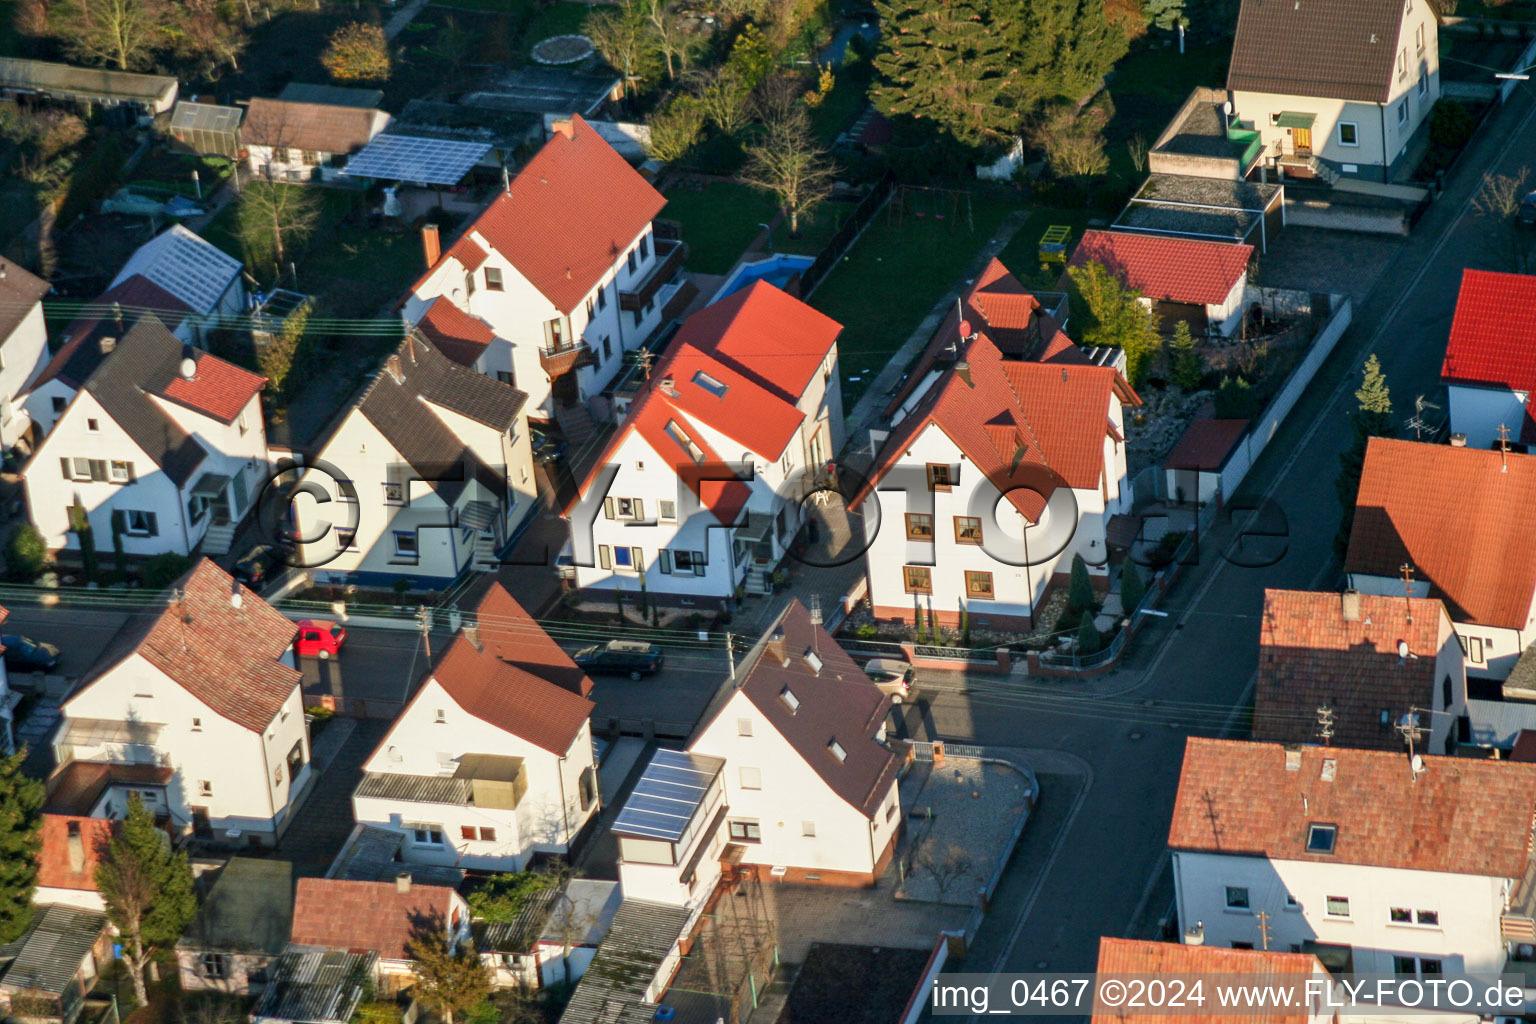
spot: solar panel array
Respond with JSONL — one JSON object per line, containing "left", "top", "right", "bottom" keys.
{"left": 340, "top": 133, "right": 492, "bottom": 185}
{"left": 611, "top": 748, "right": 723, "bottom": 842}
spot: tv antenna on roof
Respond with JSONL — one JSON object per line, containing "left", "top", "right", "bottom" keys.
{"left": 1404, "top": 393, "right": 1440, "bottom": 441}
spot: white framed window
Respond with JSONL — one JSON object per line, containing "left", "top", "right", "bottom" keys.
{"left": 86, "top": 418, "right": 99, "bottom": 432}
{"left": 412, "top": 825, "right": 445, "bottom": 846}
{"left": 801, "top": 821, "right": 816, "bottom": 837}
{"left": 109, "top": 460, "right": 132, "bottom": 482}
{"left": 336, "top": 528, "right": 356, "bottom": 551}
{"left": 191, "top": 717, "right": 202, "bottom": 731}
{"left": 659, "top": 500, "right": 676, "bottom": 521}
{"left": 1397, "top": 99, "right": 1409, "bottom": 125}
{"left": 1460, "top": 634, "right": 1485, "bottom": 664}
{"left": 739, "top": 766, "right": 762, "bottom": 790}
{"left": 1418, "top": 73, "right": 1427, "bottom": 96}
{"left": 197, "top": 780, "right": 213, "bottom": 797}
{"left": 122, "top": 510, "right": 158, "bottom": 537}
{"left": 393, "top": 530, "right": 418, "bottom": 556}
{"left": 1398, "top": 47, "right": 1407, "bottom": 78}
{"left": 1338, "top": 121, "right": 1359, "bottom": 147}
{"left": 238, "top": 411, "right": 248, "bottom": 435}
{"left": 1415, "top": 23, "right": 1425, "bottom": 53}
{"left": 736, "top": 718, "right": 753, "bottom": 736}
{"left": 383, "top": 481, "right": 406, "bottom": 505}
{"left": 1325, "top": 895, "right": 1351, "bottom": 917}
{"left": 434, "top": 708, "right": 447, "bottom": 723}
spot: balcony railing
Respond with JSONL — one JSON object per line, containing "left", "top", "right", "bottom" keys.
{"left": 621, "top": 238, "right": 686, "bottom": 312}
{"left": 539, "top": 338, "right": 593, "bottom": 377}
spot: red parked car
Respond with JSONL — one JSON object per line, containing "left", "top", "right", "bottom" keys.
{"left": 295, "top": 620, "right": 346, "bottom": 660}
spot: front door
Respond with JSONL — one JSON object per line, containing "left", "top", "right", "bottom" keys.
{"left": 1293, "top": 127, "right": 1312, "bottom": 154}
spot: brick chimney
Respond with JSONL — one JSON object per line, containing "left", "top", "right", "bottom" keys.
{"left": 421, "top": 223, "right": 441, "bottom": 269}
{"left": 395, "top": 870, "right": 412, "bottom": 894}
{"left": 552, "top": 118, "right": 575, "bottom": 140}
{"left": 765, "top": 628, "right": 787, "bottom": 665}
{"left": 1341, "top": 589, "right": 1361, "bottom": 622}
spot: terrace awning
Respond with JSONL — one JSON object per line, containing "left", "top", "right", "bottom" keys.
{"left": 1275, "top": 111, "right": 1316, "bottom": 129}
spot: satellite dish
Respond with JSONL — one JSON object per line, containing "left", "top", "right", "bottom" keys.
{"left": 959, "top": 319, "right": 973, "bottom": 339}
{"left": 179, "top": 357, "right": 196, "bottom": 379}
{"left": 1222, "top": 101, "right": 1233, "bottom": 115}
{"left": 1397, "top": 640, "right": 1409, "bottom": 658}
{"left": 1411, "top": 754, "right": 1426, "bottom": 774}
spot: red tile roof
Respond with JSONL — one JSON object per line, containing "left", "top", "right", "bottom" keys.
{"left": 725, "top": 601, "right": 900, "bottom": 817}
{"left": 426, "top": 631, "right": 594, "bottom": 754}
{"left": 471, "top": 581, "right": 593, "bottom": 697}
{"left": 569, "top": 282, "right": 841, "bottom": 523}
{"left": 444, "top": 115, "right": 664, "bottom": 314}
{"left": 450, "top": 236, "right": 487, "bottom": 273}
{"left": 416, "top": 297, "right": 496, "bottom": 368}
{"left": 1168, "top": 737, "right": 1536, "bottom": 877}
{"left": 1255, "top": 589, "right": 1452, "bottom": 750}
{"left": 70, "top": 559, "right": 300, "bottom": 732}
{"left": 34, "top": 276, "right": 191, "bottom": 395}
{"left": 1345, "top": 437, "right": 1536, "bottom": 629}
{"left": 1070, "top": 230, "right": 1253, "bottom": 306}
{"left": 290, "top": 878, "right": 458, "bottom": 960}
{"left": 1441, "top": 269, "right": 1536, "bottom": 443}
{"left": 1094, "top": 939, "right": 1320, "bottom": 1024}
{"left": 856, "top": 330, "right": 1136, "bottom": 520}
{"left": 242, "top": 98, "right": 389, "bottom": 155}
{"left": 157, "top": 350, "right": 266, "bottom": 423}
{"left": 1164, "top": 418, "right": 1249, "bottom": 471}
{"left": 36, "top": 815, "right": 113, "bottom": 892}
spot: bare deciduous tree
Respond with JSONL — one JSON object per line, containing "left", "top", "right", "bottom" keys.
{"left": 691, "top": 64, "right": 753, "bottom": 135}
{"left": 1473, "top": 166, "right": 1534, "bottom": 272}
{"left": 916, "top": 842, "right": 975, "bottom": 904}
{"left": 585, "top": 0, "right": 663, "bottom": 94}
{"left": 642, "top": 0, "right": 697, "bottom": 79}
{"left": 740, "top": 107, "right": 835, "bottom": 237}
{"left": 1127, "top": 132, "right": 1149, "bottom": 172}
{"left": 53, "top": 0, "right": 170, "bottom": 70}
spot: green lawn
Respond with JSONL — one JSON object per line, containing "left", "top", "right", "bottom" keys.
{"left": 808, "top": 190, "right": 1025, "bottom": 407}
{"left": 662, "top": 179, "right": 850, "bottom": 274}
{"left": 1099, "top": 41, "right": 1232, "bottom": 196}
{"left": 994, "top": 207, "right": 1096, "bottom": 292}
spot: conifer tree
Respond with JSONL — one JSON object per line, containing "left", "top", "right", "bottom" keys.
{"left": 0, "top": 749, "right": 43, "bottom": 944}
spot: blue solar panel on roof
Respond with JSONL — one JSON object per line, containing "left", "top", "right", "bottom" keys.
{"left": 339, "top": 134, "right": 492, "bottom": 186}
{"left": 611, "top": 749, "right": 722, "bottom": 842}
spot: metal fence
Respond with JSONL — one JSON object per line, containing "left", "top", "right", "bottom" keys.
{"left": 795, "top": 172, "right": 896, "bottom": 299}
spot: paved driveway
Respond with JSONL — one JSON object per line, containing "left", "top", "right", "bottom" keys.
{"left": 276, "top": 718, "right": 389, "bottom": 878}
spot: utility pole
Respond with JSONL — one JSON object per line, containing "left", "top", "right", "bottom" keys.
{"left": 1396, "top": 711, "right": 1425, "bottom": 778}
{"left": 1399, "top": 563, "right": 1415, "bottom": 624}
{"left": 636, "top": 349, "right": 655, "bottom": 382}
{"left": 726, "top": 631, "right": 735, "bottom": 682}
{"left": 1498, "top": 423, "right": 1512, "bottom": 473}
{"left": 416, "top": 605, "right": 432, "bottom": 660}
{"left": 1316, "top": 703, "right": 1335, "bottom": 745}
{"left": 1256, "top": 910, "right": 1272, "bottom": 951}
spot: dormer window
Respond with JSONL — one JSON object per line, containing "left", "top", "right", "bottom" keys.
{"left": 780, "top": 687, "right": 800, "bottom": 712}
{"left": 827, "top": 739, "right": 846, "bottom": 762}
{"left": 1306, "top": 823, "right": 1337, "bottom": 854}
{"left": 693, "top": 371, "right": 728, "bottom": 398}
{"left": 665, "top": 420, "right": 705, "bottom": 464}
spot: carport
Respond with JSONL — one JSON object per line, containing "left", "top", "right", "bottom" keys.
{"left": 1114, "top": 173, "right": 1285, "bottom": 252}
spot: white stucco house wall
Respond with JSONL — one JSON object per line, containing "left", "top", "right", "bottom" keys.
{"left": 1344, "top": 437, "right": 1536, "bottom": 681}
{"left": 1441, "top": 268, "right": 1536, "bottom": 451}
{"left": 565, "top": 281, "right": 844, "bottom": 607}
{"left": 855, "top": 259, "right": 1139, "bottom": 632}
{"left": 0, "top": 260, "right": 53, "bottom": 448}
{"left": 294, "top": 332, "right": 536, "bottom": 588}
{"left": 352, "top": 582, "right": 599, "bottom": 871}
{"left": 402, "top": 115, "right": 681, "bottom": 423}
{"left": 1226, "top": 0, "right": 1440, "bottom": 181}
{"left": 1168, "top": 738, "right": 1536, "bottom": 977}
{"left": 21, "top": 315, "right": 269, "bottom": 558}
{"left": 50, "top": 559, "right": 310, "bottom": 845}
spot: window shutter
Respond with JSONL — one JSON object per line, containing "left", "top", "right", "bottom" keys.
{"left": 634, "top": 498, "right": 644, "bottom": 521}
{"left": 110, "top": 510, "right": 124, "bottom": 534}
{"left": 604, "top": 497, "right": 615, "bottom": 520}
{"left": 634, "top": 549, "right": 645, "bottom": 573}
{"left": 598, "top": 544, "right": 611, "bottom": 570}
{"left": 90, "top": 460, "right": 107, "bottom": 482}
{"left": 658, "top": 550, "right": 672, "bottom": 574}
{"left": 125, "top": 462, "right": 135, "bottom": 483}
{"left": 693, "top": 552, "right": 707, "bottom": 576}
{"left": 145, "top": 512, "right": 158, "bottom": 537}
{"left": 60, "top": 457, "right": 72, "bottom": 480}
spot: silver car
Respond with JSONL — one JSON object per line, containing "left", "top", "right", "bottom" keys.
{"left": 863, "top": 658, "right": 914, "bottom": 703}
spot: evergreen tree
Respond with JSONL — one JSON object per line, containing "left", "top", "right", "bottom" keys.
{"left": 96, "top": 794, "right": 196, "bottom": 1006}
{"left": 1068, "top": 553, "right": 1095, "bottom": 613}
{"left": 1143, "top": 0, "right": 1186, "bottom": 31}
{"left": 69, "top": 501, "right": 97, "bottom": 582}
{"left": 1066, "top": 260, "right": 1162, "bottom": 385}
{"left": 872, "top": 0, "right": 1021, "bottom": 148}
{"left": 1076, "top": 613, "right": 1100, "bottom": 655}
{"left": 0, "top": 749, "right": 43, "bottom": 943}
{"left": 1336, "top": 354, "right": 1395, "bottom": 558}
{"left": 1003, "top": 0, "right": 1128, "bottom": 112}
{"left": 409, "top": 932, "right": 492, "bottom": 1024}
{"left": 1169, "top": 320, "right": 1203, "bottom": 391}
{"left": 1120, "top": 562, "right": 1146, "bottom": 615}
